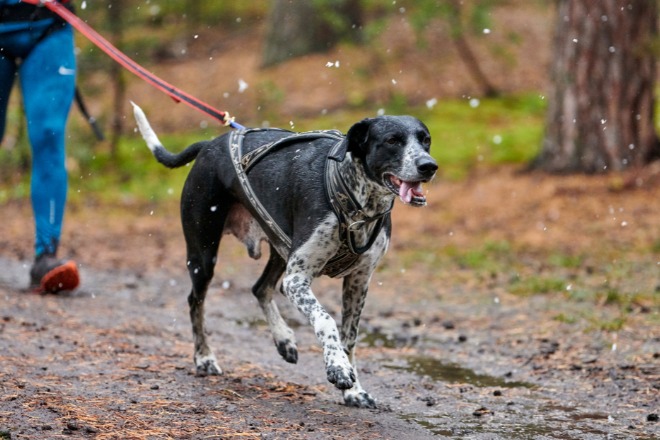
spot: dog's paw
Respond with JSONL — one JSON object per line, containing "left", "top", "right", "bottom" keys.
{"left": 276, "top": 339, "right": 298, "bottom": 364}
{"left": 195, "top": 354, "right": 222, "bottom": 376}
{"left": 343, "top": 389, "right": 377, "bottom": 409}
{"left": 326, "top": 364, "right": 356, "bottom": 390}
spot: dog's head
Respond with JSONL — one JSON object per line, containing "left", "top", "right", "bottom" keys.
{"left": 333, "top": 116, "right": 438, "bottom": 207}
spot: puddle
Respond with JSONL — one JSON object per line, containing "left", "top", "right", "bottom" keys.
{"left": 385, "top": 355, "right": 535, "bottom": 389}
{"left": 234, "top": 317, "right": 268, "bottom": 329}
{"left": 360, "top": 329, "right": 419, "bottom": 348}
{"left": 401, "top": 414, "right": 561, "bottom": 438}
{"left": 360, "top": 330, "right": 400, "bottom": 349}
{"left": 402, "top": 406, "right": 612, "bottom": 439}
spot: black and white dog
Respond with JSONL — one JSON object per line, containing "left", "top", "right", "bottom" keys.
{"left": 132, "top": 103, "right": 437, "bottom": 408}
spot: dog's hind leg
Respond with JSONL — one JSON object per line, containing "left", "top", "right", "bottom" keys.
{"left": 182, "top": 181, "right": 228, "bottom": 376}
{"left": 252, "top": 246, "right": 298, "bottom": 364}
{"left": 339, "top": 271, "right": 377, "bottom": 408}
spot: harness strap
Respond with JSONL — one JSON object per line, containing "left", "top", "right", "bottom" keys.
{"left": 228, "top": 129, "right": 392, "bottom": 278}
{"left": 241, "top": 129, "right": 342, "bottom": 172}
{"left": 229, "top": 130, "right": 292, "bottom": 255}
{"left": 325, "top": 157, "right": 392, "bottom": 255}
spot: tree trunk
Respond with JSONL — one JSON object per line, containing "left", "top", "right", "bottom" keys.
{"left": 261, "top": 0, "right": 362, "bottom": 68}
{"left": 107, "top": 0, "right": 125, "bottom": 157}
{"left": 448, "top": 0, "right": 499, "bottom": 98}
{"left": 533, "top": 0, "right": 660, "bottom": 173}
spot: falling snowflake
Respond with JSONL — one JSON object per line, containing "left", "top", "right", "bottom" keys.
{"left": 238, "top": 79, "right": 249, "bottom": 93}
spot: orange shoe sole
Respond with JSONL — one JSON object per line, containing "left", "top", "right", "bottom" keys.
{"left": 40, "top": 261, "right": 80, "bottom": 293}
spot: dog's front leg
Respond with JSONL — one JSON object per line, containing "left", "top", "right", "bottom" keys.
{"left": 283, "top": 269, "right": 355, "bottom": 389}
{"left": 339, "top": 271, "right": 377, "bottom": 408}
{"left": 281, "top": 220, "right": 356, "bottom": 390}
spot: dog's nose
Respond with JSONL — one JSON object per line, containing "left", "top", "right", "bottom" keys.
{"left": 416, "top": 156, "right": 438, "bottom": 177}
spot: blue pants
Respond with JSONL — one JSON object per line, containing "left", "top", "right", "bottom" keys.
{"left": 0, "top": 22, "right": 76, "bottom": 257}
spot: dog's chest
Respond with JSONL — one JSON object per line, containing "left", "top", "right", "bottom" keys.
{"left": 227, "top": 129, "right": 390, "bottom": 277}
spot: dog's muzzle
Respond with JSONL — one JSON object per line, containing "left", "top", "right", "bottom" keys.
{"left": 384, "top": 157, "right": 438, "bottom": 207}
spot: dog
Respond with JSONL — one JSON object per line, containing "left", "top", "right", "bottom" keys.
{"left": 132, "top": 103, "right": 437, "bottom": 408}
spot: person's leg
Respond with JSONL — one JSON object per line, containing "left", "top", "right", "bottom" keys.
{"left": 20, "top": 24, "right": 79, "bottom": 292}
{"left": 0, "top": 50, "right": 17, "bottom": 143}
{"left": 20, "top": 24, "right": 76, "bottom": 258}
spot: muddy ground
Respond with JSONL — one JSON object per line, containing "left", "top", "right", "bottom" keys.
{"left": 1, "top": 2, "right": 659, "bottom": 437}
{"left": 1, "top": 166, "right": 658, "bottom": 439}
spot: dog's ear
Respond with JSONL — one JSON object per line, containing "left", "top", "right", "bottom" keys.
{"left": 329, "top": 118, "right": 373, "bottom": 161}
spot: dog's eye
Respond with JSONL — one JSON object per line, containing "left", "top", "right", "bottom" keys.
{"left": 385, "top": 137, "right": 397, "bottom": 145}
{"left": 423, "top": 136, "right": 431, "bottom": 147}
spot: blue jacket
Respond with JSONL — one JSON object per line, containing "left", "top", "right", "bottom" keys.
{"left": 0, "top": 0, "right": 71, "bottom": 34}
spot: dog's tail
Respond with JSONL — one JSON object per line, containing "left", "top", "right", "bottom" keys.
{"left": 131, "top": 101, "right": 204, "bottom": 168}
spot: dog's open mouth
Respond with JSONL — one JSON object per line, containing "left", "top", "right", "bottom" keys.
{"left": 385, "top": 174, "right": 428, "bottom": 206}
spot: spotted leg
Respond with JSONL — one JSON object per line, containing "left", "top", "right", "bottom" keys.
{"left": 340, "top": 270, "right": 377, "bottom": 408}
{"left": 252, "top": 245, "right": 298, "bottom": 363}
{"left": 282, "top": 224, "right": 356, "bottom": 390}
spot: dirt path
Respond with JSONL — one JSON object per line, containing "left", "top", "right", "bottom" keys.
{"left": 1, "top": 168, "right": 658, "bottom": 439}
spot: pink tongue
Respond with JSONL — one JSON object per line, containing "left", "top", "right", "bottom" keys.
{"left": 399, "top": 181, "right": 423, "bottom": 203}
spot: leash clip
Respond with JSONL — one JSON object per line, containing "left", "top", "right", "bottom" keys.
{"left": 223, "top": 112, "right": 235, "bottom": 127}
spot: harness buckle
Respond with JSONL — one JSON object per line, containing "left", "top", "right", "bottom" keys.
{"left": 347, "top": 219, "right": 366, "bottom": 230}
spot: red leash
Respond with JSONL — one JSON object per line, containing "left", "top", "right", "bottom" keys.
{"left": 22, "top": 0, "right": 245, "bottom": 129}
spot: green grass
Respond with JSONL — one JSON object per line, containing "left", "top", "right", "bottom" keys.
{"left": 420, "top": 93, "right": 546, "bottom": 179}
{"left": 508, "top": 275, "right": 567, "bottom": 296}
{"left": 442, "top": 240, "right": 514, "bottom": 271}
